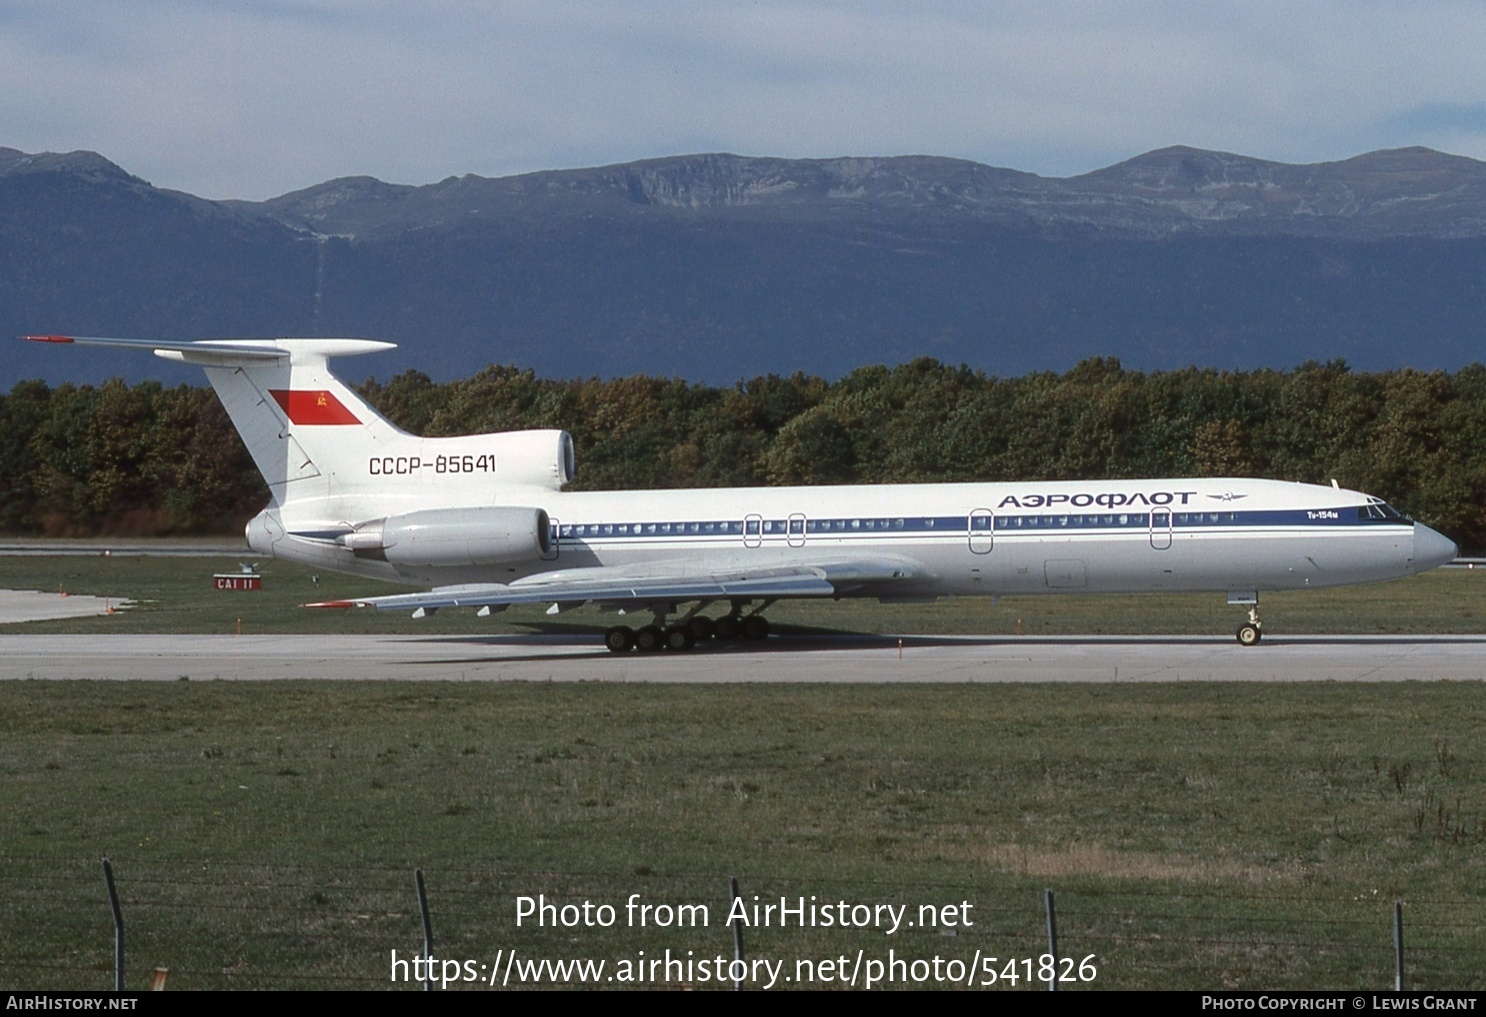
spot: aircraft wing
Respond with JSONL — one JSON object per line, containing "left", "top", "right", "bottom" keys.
{"left": 310, "top": 556, "right": 929, "bottom": 614}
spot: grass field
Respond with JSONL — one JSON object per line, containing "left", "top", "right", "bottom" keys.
{"left": 1, "top": 555, "right": 1483, "bottom": 990}
{"left": 2, "top": 682, "right": 1483, "bottom": 990}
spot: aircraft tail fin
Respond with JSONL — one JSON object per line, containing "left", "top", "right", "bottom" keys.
{"left": 24, "top": 335, "right": 573, "bottom": 532}
{"left": 22, "top": 335, "right": 405, "bottom": 506}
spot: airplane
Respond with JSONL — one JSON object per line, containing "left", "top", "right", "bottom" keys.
{"left": 26, "top": 334, "right": 1459, "bottom": 650}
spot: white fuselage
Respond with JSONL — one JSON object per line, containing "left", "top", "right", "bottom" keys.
{"left": 250, "top": 475, "right": 1451, "bottom": 599}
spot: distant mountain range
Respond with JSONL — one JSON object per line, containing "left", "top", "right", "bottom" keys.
{"left": 5, "top": 144, "right": 1486, "bottom": 386}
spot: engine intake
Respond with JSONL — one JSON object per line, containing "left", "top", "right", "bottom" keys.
{"left": 491, "top": 430, "right": 575, "bottom": 490}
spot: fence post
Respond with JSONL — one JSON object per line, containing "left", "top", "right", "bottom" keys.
{"left": 102, "top": 858, "right": 123, "bottom": 992}
{"left": 1044, "top": 888, "right": 1058, "bottom": 991}
{"left": 1393, "top": 901, "right": 1404, "bottom": 992}
{"left": 729, "top": 876, "right": 745, "bottom": 990}
{"left": 415, "top": 869, "right": 433, "bottom": 992}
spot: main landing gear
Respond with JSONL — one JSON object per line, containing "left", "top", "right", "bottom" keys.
{"left": 604, "top": 603, "right": 772, "bottom": 653}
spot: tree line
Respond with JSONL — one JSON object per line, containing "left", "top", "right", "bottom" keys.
{"left": 3, "top": 357, "right": 1482, "bottom": 551}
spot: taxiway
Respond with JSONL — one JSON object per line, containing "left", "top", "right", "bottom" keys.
{"left": 1, "top": 633, "right": 1483, "bottom": 682}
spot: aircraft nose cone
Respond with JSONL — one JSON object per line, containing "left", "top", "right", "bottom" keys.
{"left": 1413, "top": 523, "right": 1458, "bottom": 571}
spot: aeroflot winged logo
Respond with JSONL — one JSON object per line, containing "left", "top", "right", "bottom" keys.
{"left": 269, "top": 389, "right": 360, "bottom": 426}
{"left": 997, "top": 491, "right": 1198, "bottom": 509}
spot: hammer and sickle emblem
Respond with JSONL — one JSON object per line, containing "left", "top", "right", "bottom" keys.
{"left": 317, "top": 392, "right": 329, "bottom": 407}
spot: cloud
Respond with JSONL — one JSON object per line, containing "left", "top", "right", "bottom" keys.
{"left": 1394, "top": 103, "right": 1486, "bottom": 133}
{"left": 4, "top": 1, "right": 1486, "bottom": 198}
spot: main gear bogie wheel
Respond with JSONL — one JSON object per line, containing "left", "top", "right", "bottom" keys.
{"left": 634, "top": 625, "right": 665, "bottom": 652}
{"left": 664, "top": 625, "right": 696, "bottom": 651}
{"left": 740, "top": 615, "right": 771, "bottom": 641}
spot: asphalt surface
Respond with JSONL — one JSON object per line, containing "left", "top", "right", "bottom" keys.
{"left": 2, "top": 632, "right": 1484, "bottom": 682}
{"left": 0, "top": 589, "right": 132, "bottom": 623}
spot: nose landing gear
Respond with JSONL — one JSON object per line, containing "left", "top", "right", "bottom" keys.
{"left": 1236, "top": 606, "right": 1262, "bottom": 646}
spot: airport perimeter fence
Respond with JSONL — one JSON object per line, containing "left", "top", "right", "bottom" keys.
{"left": 1, "top": 854, "right": 1482, "bottom": 991}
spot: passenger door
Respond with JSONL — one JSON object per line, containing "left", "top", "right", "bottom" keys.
{"left": 1149, "top": 509, "right": 1172, "bottom": 550}
{"left": 968, "top": 509, "right": 994, "bottom": 554}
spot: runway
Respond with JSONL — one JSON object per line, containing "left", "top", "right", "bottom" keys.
{"left": 2, "top": 633, "right": 1485, "bottom": 682}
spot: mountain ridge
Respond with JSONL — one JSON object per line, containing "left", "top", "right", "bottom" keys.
{"left": 249, "top": 145, "right": 1486, "bottom": 239}
{"left": 23, "top": 143, "right": 1486, "bottom": 239}
{"left": 5, "top": 144, "right": 1486, "bottom": 386}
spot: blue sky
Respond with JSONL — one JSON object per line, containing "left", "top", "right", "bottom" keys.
{"left": 4, "top": 0, "right": 1486, "bottom": 200}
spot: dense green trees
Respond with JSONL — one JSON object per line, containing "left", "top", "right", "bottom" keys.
{"left": 1, "top": 379, "right": 264, "bottom": 536}
{"left": 5, "top": 358, "right": 1484, "bottom": 550}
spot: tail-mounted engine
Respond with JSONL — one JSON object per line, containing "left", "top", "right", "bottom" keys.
{"left": 490, "top": 430, "right": 575, "bottom": 490}
{"left": 341, "top": 506, "right": 551, "bottom": 568}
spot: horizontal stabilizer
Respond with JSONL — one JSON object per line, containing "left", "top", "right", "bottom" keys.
{"left": 20, "top": 334, "right": 394, "bottom": 366}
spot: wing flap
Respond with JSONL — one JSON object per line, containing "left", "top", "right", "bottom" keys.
{"left": 344, "top": 572, "right": 835, "bottom": 613}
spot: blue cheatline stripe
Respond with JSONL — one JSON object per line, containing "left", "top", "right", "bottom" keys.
{"left": 550, "top": 510, "right": 1411, "bottom": 542}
